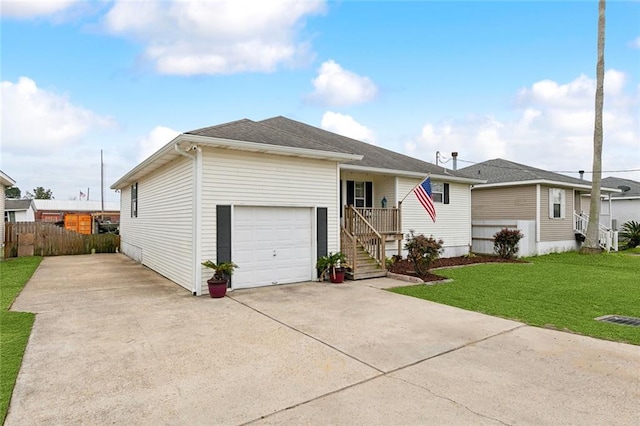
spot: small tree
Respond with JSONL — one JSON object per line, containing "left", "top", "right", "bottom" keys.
{"left": 5, "top": 186, "right": 21, "bottom": 199}
{"left": 493, "top": 228, "right": 524, "bottom": 259}
{"left": 619, "top": 220, "right": 640, "bottom": 250}
{"left": 405, "top": 230, "right": 443, "bottom": 277}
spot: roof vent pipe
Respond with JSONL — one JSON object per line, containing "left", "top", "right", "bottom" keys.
{"left": 451, "top": 152, "right": 458, "bottom": 170}
{"left": 579, "top": 170, "right": 584, "bottom": 180}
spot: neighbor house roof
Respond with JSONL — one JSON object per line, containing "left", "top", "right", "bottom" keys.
{"left": 112, "top": 116, "right": 482, "bottom": 189}
{"left": 260, "top": 116, "right": 478, "bottom": 182}
{"left": 458, "top": 158, "right": 619, "bottom": 192}
{"left": 601, "top": 177, "right": 640, "bottom": 199}
{"left": 5, "top": 199, "right": 35, "bottom": 211}
{"left": 32, "top": 200, "right": 120, "bottom": 212}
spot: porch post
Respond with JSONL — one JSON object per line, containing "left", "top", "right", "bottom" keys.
{"left": 397, "top": 200, "right": 403, "bottom": 256}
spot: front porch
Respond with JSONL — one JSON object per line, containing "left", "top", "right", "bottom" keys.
{"left": 341, "top": 206, "right": 404, "bottom": 280}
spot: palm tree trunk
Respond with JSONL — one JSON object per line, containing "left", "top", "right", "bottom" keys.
{"left": 582, "top": 0, "right": 606, "bottom": 253}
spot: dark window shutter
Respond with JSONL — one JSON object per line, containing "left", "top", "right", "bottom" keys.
{"left": 216, "top": 205, "right": 232, "bottom": 288}
{"left": 444, "top": 183, "right": 450, "bottom": 204}
{"left": 346, "top": 180, "right": 354, "bottom": 206}
{"left": 365, "top": 181, "right": 373, "bottom": 208}
{"left": 317, "top": 208, "right": 328, "bottom": 279}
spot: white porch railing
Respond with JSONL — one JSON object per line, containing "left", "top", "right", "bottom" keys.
{"left": 573, "top": 212, "right": 618, "bottom": 252}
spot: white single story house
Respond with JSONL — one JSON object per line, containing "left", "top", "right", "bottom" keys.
{"left": 111, "top": 117, "right": 483, "bottom": 295}
{"left": 4, "top": 199, "right": 36, "bottom": 222}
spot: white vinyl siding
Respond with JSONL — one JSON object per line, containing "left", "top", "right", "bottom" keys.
{"left": 200, "top": 148, "right": 339, "bottom": 290}
{"left": 118, "top": 156, "right": 194, "bottom": 291}
{"left": 397, "top": 177, "right": 471, "bottom": 251}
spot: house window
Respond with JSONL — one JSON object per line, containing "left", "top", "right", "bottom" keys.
{"left": 549, "top": 188, "right": 565, "bottom": 219}
{"left": 431, "top": 182, "right": 450, "bottom": 204}
{"left": 354, "top": 181, "right": 366, "bottom": 208}
{"left": 345, "top": 180, "right": 373, "bottom": 208}
{"left": 131, "top": 182, "right": 138, "bottom": 218}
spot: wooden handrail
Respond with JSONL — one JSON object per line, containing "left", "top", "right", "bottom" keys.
{"left": 344, "top": 206, "right": 386, "bottom": 269}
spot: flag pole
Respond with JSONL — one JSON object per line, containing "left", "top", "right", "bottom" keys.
{"left": 399, "top": 174, "right": 431, "bottom": 203}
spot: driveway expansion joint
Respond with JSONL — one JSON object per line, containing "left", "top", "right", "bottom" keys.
{"left": 388, "top": 375, "right": 512, "bottom": 426}
{"left": 227, "top": 294, "right": 385, "bottom": 374}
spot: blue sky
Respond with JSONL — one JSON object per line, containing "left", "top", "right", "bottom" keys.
{"left": 1, "top": 0, "right": 639, "bottom": 202}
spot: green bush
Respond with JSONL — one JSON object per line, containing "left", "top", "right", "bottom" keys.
{"left": 404, "top": 230, "right": 443, "bottom": 276}
{"left": 620, "top": 220, "right": 640, "bottom": 250}
{"left": 493, "top": 228, "right": 524, "bottom": 259}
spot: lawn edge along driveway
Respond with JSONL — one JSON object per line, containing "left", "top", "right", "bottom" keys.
{"left": 0, "top": 256, "right": 42, "bottom": 423}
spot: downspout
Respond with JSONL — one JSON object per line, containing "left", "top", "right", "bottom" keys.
{"left": 174, "top": 143, "right": 201, "bottom": 295}
{"left": 536, "top": 184, "right": 541, "bottom": 247}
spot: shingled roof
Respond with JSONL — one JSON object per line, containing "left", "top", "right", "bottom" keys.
{"left": 5, "top": 199, "right": 34, "bottom": 211}
{"left": 259, "top": 116, "right": 466, "bottom": 177}
{"left": 458, "top": 158, "right": 594, "bottom": 187}
{"left": 186, "top": 118, "right": 355, "bottom": 155}
{"left": 602, "top": 177, "right": 640, "bottom": 198}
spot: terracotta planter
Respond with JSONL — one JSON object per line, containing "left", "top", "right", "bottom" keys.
{"left": 329, "top": 268, "right": 345, "bottom": 283}
{"left": 207, "top": 278, "right": 228, "bottom": 298}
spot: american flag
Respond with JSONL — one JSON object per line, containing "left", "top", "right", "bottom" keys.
{"left": 413, "top": 177, "right": 436, "bottom": 223}
{"left": 79, "top": 191, "right": 86, "bottom": 199}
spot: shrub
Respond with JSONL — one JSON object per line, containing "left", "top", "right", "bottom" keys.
{"left": 493, "top": 228, "right": 524, "bottom": 259}
{"left": 404, "top": 230, "right": 443, "bottom": 276}
{"left": 620, "top": 220, "right": 640, "bottom": 249}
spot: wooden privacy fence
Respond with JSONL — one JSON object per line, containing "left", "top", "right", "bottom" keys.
{"left": 4, "top": 222, "right": 120, "bottom": 258}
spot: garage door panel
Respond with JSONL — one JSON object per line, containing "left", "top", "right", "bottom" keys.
{"left": 233, "top": 207, "right": 312, "bottom": 289}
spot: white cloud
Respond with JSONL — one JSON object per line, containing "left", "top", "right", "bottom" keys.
{"left": 102, "top": 0, "right": 326, "bottom": 75}
{"left": 321, "top": 111, "right": 375, "bottom": 144}
{"left": 0, "top": 0, "right": 79, "bottom": 18}
{"left": 408, "top": 70, "right": 640, "bottom": 181}
{"left": 137, "top": 126, "right": 181, "bottom": 162}
{"left": 1, "top": 76, "right": 115, "bottom": 153}
{"left": 308, "top": 60, "right": 377, "bottom": 106}
{"left": 629, "top": 36, "right": 640, "bottom": 49}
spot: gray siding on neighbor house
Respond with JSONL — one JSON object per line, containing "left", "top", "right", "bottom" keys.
{"left": 119, "top": 156, "right": 194, "bottom": 291}
{"left": 470, "top": 186, "right": 537, "bottom": 221}
{"left": 539, "top": 185, "right": 575, "bottom": 242}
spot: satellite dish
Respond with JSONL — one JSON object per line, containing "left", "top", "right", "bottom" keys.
{"left": 617, "top": 185, "right": 631, "bottom": 192}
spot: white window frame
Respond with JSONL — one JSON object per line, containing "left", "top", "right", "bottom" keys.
{"left": 131, "top": 182, "right": 138, "bottom": 218}
{"left": 354, "top": 181, "right": 366, "bottom": 208}
{"left": 548, "top": 188, "right": 565, "bottom": 219}
{"left": 431, "top": 182, "right": 444, "bottom": 203}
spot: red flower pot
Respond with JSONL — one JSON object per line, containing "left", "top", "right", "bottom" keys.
{"left": 329, "top": 268, "right": 345, "bottom": 283}
{"left": 207, "top": 278, "right": 228, "bottom": 298}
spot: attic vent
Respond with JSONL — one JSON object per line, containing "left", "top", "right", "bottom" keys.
{"left": 596, "top": 315, "right": 640, "bottom": 327}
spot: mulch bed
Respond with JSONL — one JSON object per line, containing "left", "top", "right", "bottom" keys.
{"left": 388, "top": 255, "right": 524, "bottom": 282}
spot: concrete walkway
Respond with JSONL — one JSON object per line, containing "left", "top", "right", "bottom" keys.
{"left": 7, "top": 254, "right": 640, "bottom": 425}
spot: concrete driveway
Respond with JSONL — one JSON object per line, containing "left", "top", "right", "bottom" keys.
{"left": 7, "top": 254, "right": 640, "bottom": 425}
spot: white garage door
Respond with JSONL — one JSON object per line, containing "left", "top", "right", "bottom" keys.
{"left": 233, "top": 207, "right": 312, "bottom": 289}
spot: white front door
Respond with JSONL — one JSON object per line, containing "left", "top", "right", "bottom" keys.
{"left": 233, "top": 206, "right": 312, "bottom": 289}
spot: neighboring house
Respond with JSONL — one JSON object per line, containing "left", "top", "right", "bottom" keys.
{"left": 599, "top": 177, "right": 640, "bottom": 229}
{"left": 32, "top": 200, "right": 120, "bottom": 224}
{"left": 1, "top": 170, "right": 16, "bottom": 257}
{"left": 458, "top": 158, "right": 620, "bottom": 256}
{"left": 4, "top": 199, "right": 36, "bottom": 222}
{"left": 111, "top": 116, "right": 483, "bottom": 295}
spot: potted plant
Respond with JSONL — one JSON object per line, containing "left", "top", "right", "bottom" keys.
{"left": 201, "top": 260, "right": 238, "bottom": 298}
{"left": 316, "top": 252, "right": 348, "bottom": 283}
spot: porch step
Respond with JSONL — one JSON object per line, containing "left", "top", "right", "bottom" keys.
{"left": 348, "top": 242, "right": 386, "bottom": 280}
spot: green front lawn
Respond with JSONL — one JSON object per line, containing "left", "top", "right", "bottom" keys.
{"left": 391, "top": 252, "right": 640, "bottom": 345}
{"left": 0, "top": 257, "right": 41, "bottom": 422}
